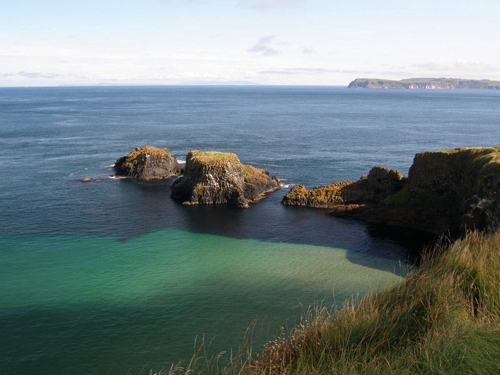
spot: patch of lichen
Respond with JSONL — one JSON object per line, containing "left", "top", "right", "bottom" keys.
{"left": 192, "top": 183, "right": 207, "bottom": 196}
{"left": 283, "top": 180, "right": 375, "bottom": 207}
{"left": 120, "top": 145, "right": 171, "bottom": 170}
{"left": 242, "top": 165, "right": 269, "bottom": 184}
{"left": 311, "top": 180, "right": 372, "bottom": 204}
{"left": 188, "top": 150, "right": 241, "bottom": 167}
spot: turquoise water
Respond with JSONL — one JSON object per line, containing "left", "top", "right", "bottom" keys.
{"left": 0, "top": 230, "right": 404, "bottom": 374}
{"left": 1, "top": 86, "right": 498, "bottom": 373}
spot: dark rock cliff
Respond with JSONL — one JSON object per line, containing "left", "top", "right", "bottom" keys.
{"left": 282, "top": 147, "right": 500, "bottom": 235}
{"left": 114, "top": 146, "right": 182, "bottom": 181}
{"left": 171, "top": 151, "right": 280, "bottom": 208}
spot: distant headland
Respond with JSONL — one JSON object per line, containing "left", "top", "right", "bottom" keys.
{"left": 348, "top": 78, "right": 500, "bottom": 90}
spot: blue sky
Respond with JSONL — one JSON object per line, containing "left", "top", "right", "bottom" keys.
{"left": 1, "top": 0, "right": 499, "bottom": 86}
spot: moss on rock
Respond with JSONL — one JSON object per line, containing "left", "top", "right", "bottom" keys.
{"left": 171, "top": 151, "right": 280, "bottom": 208}
{"left": 282, "top": 146, "right": 500, "bottom": 235}
{"left": 380, "top": 146, "right": 500, "bottom": 233}
{"left": 114, "top": 145, "right": 182, "bottom": 181}
{"left": 282, "top": 166, "right": 405, "bottom": 208}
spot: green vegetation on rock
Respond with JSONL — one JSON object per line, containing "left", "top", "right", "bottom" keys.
{"left": 114, "top": 145, "right": 182, "bottom": 181}
{"left": 188, "top": 150, "right": 241, "bottom": 166}
{"left": 171, "top": 150, "right": 280, "bottom": 208}
{"left": 382, "top": 146, "right": 500, "bottom": 234}
{"left": 283, "top": 146, "right": 500, "bottom": 235}
{"left": 282, "top": 166, "right": 405, "bottom": 208}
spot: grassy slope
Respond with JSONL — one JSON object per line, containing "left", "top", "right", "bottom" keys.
{"left": 164, "top": 231, "right": 500, "bottom": 374}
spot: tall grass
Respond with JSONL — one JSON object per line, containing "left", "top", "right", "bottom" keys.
{"left": 157, "top": 231, "right": 500, "bottom": 375}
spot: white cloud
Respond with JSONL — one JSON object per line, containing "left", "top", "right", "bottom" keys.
{"left": 247, "top": 0, "right": 303, "bottom": 9}
{"left": 247, "top": 35, "right": 279, "bottom": 56}
{"left": 411, "top": 60, "right": 500, "bottom": 74}
{"left": 301, "top": 47, "right": 316, "bottom": 54}
{"left": 0, "top": 71, "right": 60, "bottom": 79}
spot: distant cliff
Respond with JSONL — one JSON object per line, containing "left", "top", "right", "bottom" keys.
{"left": 348, "top": 78, "right": 500, "bottom": 90}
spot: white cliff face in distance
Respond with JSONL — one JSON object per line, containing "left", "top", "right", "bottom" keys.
{"left": 348, "top": 78, "right": 500, "bottom": 90}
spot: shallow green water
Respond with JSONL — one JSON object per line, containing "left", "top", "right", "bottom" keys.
{"left": 0, "top": 229, "right": 404, "bottom": 374}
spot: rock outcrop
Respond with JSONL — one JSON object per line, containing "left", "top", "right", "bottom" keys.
{"left": 282, "top": 147, "right": 500, "bottom": 235}
{"left": 114, "top": 146, "right": 182, "bottom": 181}
{"left": 282, "top": 166, "right": 405, "bottom": 208}
{"left": 171, "top": 151, "right": 280, "bottom": 208}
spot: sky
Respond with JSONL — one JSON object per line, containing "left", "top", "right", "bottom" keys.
{"left": 1, "top": 0, "right": 499, "bottom": 86}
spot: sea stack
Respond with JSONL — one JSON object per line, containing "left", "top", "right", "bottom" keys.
{"left": 114, "top": 145, "right": 182, "bottom": 181}
{"left": 171, "top": 150, "right": 280, "bottom": 208}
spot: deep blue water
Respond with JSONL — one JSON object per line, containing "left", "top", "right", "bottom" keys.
{"left": 0, "top": 86, "right": 498, "bottom": 374}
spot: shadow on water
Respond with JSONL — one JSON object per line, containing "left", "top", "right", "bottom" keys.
{"left": 85, "top": 178, "right": 436, "bottom": 273}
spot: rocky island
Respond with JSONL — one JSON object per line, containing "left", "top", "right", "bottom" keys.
{"left": 114, "top": 145, "right": 182, "bottom": 181}
{"left": 171, "top": 150, "right": 280, "bottom": 208}
{"left": 348, "top": 78, "right": 500, "bottom": 90}
{"left": 283, "top": 146, "right": 500, "bottom": 235}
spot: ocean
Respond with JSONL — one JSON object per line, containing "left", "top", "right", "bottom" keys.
{"left": 0, "top": 86, "right": 498, "bottom": 374}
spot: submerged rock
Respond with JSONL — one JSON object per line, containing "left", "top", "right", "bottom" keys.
{"left": 114, "top": 146, "right": 182, "bottom": 181}
{"left": 282, "top": 146, "right": 500, "bottom": 235}
{"left": 171, "top": 150, "right": 280, "bottom": 208}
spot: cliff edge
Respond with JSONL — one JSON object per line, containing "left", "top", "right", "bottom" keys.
{"left": 283, "top": 146, "right": 500, "bottom": 235}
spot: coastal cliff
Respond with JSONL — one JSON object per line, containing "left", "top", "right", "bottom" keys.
{"left": 171, "top": 151, "right": 280, "bottom": 208}
{"left": 114, "top": 146, "right": 182, "bottom": 181}
{"left": 348, "top": 78, "right": 500, "bottom": 90}
{"left": 283, "top": 146, "right": 500, "bottom": 235}
{"left": 282, "top": 166, "right": 405, "bottom": 209}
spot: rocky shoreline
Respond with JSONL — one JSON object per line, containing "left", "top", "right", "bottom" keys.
{"left": 283, "top": 146, "right": 500, "bottom": 236}
{"left": 113, "top": 145, "right": 499, "bottom": 235}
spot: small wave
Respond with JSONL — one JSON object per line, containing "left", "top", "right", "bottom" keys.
{"left": 261, "top": 163, "right": 284, "bottom": 168}
{"left": 69, "top": 168, "right": 85, "bottom": 177}
{"left": 107, "top": 164, "right": 115, "bottom": 168}
{"left": 108, "top": 175, "right": 127, "bottom": 180}
{"left": 280, "top": 183, "right": 295, "bottom": 189}
{"left": 177, "top": 159, "right": 186, "bottom": 164}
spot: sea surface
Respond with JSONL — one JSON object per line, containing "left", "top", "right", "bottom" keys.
{"left": 0, "top": 86, "right": 499, "bottom": 374}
